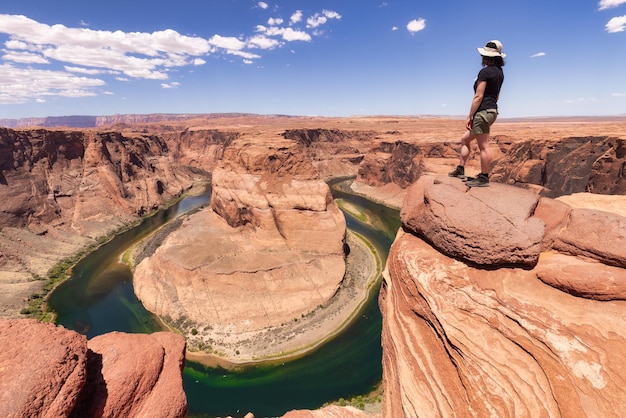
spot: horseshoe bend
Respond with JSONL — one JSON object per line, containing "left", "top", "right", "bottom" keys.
{"left": 1, "top": 114, "right": 626, "bottom": 417}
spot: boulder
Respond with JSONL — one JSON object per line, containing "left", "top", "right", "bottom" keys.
{"left": 0, "top": 319, "right": 87, "bottom": 418}
{"left": 72, "top": 332, "right": 187, "bottom": 418}
{"left": 0, "top": 319, "right": 187, "bottom": 418}
{"left": 400, "top": 175, "right": 545, "bottom": 267}
{"left": 552, "top": 208, "right": 626, "bottom": 268}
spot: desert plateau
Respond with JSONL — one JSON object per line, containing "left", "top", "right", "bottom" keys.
{"left": 1, "top": 114, "right": 626, "bottom": 418}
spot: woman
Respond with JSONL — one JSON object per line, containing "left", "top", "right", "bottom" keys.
{"left": 448, "top": 40, "right": 506, "bottom": 187}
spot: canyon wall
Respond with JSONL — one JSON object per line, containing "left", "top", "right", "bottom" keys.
{"left": 0, "top": 127, "right": 199, "bottom": 318}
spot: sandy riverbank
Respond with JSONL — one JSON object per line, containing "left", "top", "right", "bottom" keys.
{"left": 183, "top": 229, "right": 382, "bottom": 368}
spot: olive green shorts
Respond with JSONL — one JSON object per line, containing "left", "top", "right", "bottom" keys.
{"left": 471, "top": 109, "right": 498, "bottom": 134}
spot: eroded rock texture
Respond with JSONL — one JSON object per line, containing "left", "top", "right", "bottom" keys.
{"left": 381, "top": 175, "right": 626, "bottom": 417}
{"left": 490, "top": 136, "right": 626, "bottom": 196}
{"left": 133, "top": 136, "right": 347, "bottom": 359}
{"left": 0, "top": 319, "right": 187, "bottom": 418}
{"left": 0, "top": 128, "right": 196, "bottom": 233}
{"left": 282, "top": 405, "right": 374, "bottom": 417}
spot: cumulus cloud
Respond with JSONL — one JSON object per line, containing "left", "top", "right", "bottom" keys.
{"left": 290, "top": 10, "right": 303, "bottom": 25}
{"left": 531, "top": 52, "right": 546, "bottom": 58}
{"left": 0, "top": 63, "right": 104, "bottom": 104}
{"left": 605, "top": 14, "right": 626, "bottom": 32}
{"left": 0, "top": 8, "right": 341, "bottom": 104}
{"left": 598, "top": 0, "right": 626, "bottom": 10}
{"left": 268, "top": 17, "right": 284, "bottom": 26}
{"left": 307, "top": 10, "right": 342, "bottom": 28}
{"left": 407, "top": 18, "right": 426, "bottom": 34}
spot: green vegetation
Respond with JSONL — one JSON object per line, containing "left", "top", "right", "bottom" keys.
{"left": 335, "top": 198, "right": 368, "bottom": 222}
{"left": 326, "top": 382, "right": 383, "bottom": 411}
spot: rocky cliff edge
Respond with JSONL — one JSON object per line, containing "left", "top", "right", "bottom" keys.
{"left": 380, "top": 174, "right": 626, "bottom": 417}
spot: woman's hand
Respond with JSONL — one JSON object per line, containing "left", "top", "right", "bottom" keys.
{"left": 466, "top": 116, "right": 473, "bottom": 131}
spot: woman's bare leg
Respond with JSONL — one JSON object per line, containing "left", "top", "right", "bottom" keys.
{"left": 459, "top": 130, "right": 474, "bottom": 167}
{"left": 475, "top": 133, "right": 491, "bottom": 174}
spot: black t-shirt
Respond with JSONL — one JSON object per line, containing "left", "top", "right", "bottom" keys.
{"left": 474, "top": 65, "right": 504, "bottom": 112}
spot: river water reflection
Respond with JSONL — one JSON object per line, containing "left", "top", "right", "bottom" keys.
{"left": 49, "top": 180, "right": 400, "bottom": 418}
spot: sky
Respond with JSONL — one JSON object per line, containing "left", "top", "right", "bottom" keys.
{"left": 0, "top": 0, "right": 625, "bottom": 119}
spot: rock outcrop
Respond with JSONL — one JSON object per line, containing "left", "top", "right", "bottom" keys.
{"left": 283, "top": 128, "right": 376, "bottom": 179}
{"left": 0, "top": 319, "right": 187, "bottom": 418}
{"left": 282, "top": 405, "right": 374, "bottom": 417}
{"left": 490, "top": 136, "right": 626, "bottom": 196}
{"left": 380, "top": 175, "right": 626, "bottom": 417}
{"left": 133, "top": 135, "right": 347, "bottom": 360}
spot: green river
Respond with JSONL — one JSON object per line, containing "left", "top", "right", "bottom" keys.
{"left": 48, "top": 180, "right": 400, "bottom": 417}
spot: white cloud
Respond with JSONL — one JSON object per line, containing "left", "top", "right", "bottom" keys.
{"left": 0, "top": 14, "right": 213, "bottom": 81}
{"left": 598, "top": 0, "right": 626, "bottom": 10}
{"left": 64, "top": 66, "right": 109, "bottom": 74}
{"left": 606, "top": 14, "right": 626, "bottom": 32}
{"left": 323, "top": 10, "right": 342, "bottom": 20}
{"left": 0, "top": 8, "right": 341, "bottom": 104}
{"left": 407, "top": 18, "right": 426, "bottom": 34}
{"left": 268, "top": 17, "right": 284, "bottom": 26}
{"left": 531, "top": 52, "right": 546, "bottom": 58}
{"left": 307, "top": 10, "right": 342, "bottom": 28}
{"left": 265, "top": 26, "right": 312, "bottom": 42}
{"left": 208, "top": 34, "right": 245, "bottom": 51}
{"left": 612, "top": 92, "right": 626, "bottom": 96}
{"left": 2, "top": 51, "right": 49, "bottom": 64}
{"left": 247, "top": 35, "right": 282, "bottom": 49}
{"left": 391, "top": 26, "right": 399, "bottom": 31}
{"left": 161, "top": 82, "right": 180, "bottom": 89}
{"left": 290, "top": 10, "right": 303, "bottom": 25}
{"left": 0, "top": 63, "right": 104, "bottom": 104}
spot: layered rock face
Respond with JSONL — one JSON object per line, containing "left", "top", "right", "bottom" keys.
{"left": 162, "top": 128, "right": 239, "bottom": 172}
{"left": 0, "top": 127, "right": 198, "bottom": 317}
{"left": 380, "top": 175, "right": 626, "bottom": 417}
{"left": 0, "top": 128, "right": 195, "bottom": 233}
{"left": 283, "top": 128, "right": 376, "bottom": 179}
{"left": 0, "top": 319, "right": 187, "bottom": 418}
{"left": 489, "top": 136, "right": 625, "bottom": 196}
{"left": 133, "top": 136, "right": 347, "bottom": 359}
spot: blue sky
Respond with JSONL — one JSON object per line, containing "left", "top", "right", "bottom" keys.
{"left": 0, "top": 0, "right": 625, "bottom": 119}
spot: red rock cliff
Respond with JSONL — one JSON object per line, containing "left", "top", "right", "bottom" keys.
{"left": 380, "top": 175, "right": 626, "bottom": 417}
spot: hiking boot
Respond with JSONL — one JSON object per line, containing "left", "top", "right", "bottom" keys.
{"left": 465, "top": 173, "right": 489, "bottom": 187}
{"left": 448, "top": 165, "right": 465, "bottom": 179}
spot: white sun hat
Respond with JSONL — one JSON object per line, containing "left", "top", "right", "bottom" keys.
{"left": 477, "top": 40, "right": 506, "bottom": 57}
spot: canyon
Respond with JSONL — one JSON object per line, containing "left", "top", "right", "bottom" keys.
{"left": 1, "top": 114, "right": 625, "bottom": 417}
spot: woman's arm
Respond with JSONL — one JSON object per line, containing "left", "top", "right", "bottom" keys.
{"left": 466, "top": 80, "right": 486, "bottom": 130}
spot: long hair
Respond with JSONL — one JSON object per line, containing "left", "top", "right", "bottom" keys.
{"left": 482, "top": 56, "right": 505, "bottom": 67}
